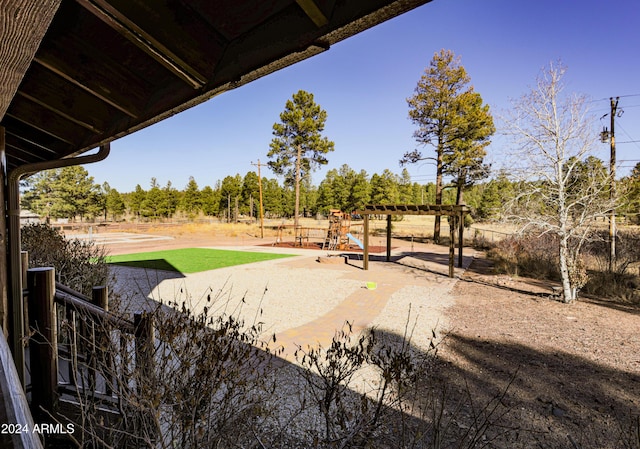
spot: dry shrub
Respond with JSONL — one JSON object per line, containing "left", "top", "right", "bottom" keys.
{"left": 487, "top": 228, "right": 640, "bottom": 302}
{"left": 487, "top": 233, "right": 559, "bottom": 280}
{"left": 581, "top": 270, "right": 640, "bottom": 303}
{"left": 582, "top": 229, "right": 640, "bottom": 274}
{"left": 62, "top": 292, "right": 518, "bottom": 449}
{"left": 21, "top": 223, "right": 110, "bottom": 295}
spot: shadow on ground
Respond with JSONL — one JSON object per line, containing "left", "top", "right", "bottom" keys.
{"left": 432, "top": 332, "right": 640, "bottom": 449}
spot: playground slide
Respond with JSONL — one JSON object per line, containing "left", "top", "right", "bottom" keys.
{"left": 346, "top": 232, "right": 364, "bottom": 250}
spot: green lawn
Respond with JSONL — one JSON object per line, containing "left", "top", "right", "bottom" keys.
{"left": 106, "top": 248, "right": 295, "bottom": 273}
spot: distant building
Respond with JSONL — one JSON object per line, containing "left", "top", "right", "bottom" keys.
{"left": 20, "top": 210, "right": 40, "bottom": 225}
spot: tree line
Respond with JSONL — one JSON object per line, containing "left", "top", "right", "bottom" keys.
{"left": 20, "top": 159, "right": 640, "bottom": 224}
{"left": 19, "top": 165, "right": 453, "bottom": 222}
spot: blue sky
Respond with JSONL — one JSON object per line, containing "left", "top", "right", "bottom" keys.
{"left": 86, "top": 0, "right": 640, "bottom": 192}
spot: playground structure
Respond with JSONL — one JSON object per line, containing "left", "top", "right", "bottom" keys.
{"left": 323, "top": 210, "right": 351, "bottom": 250}
{"left": 275, "top": 210, "right": 361, "bottom": 251}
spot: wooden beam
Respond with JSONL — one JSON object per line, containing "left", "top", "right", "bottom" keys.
{"left": 7, "top": 97, "right": 96, "bottom": 144}
{"left": 449, "top": 219, "right": 455, "bottom": 278}
{"left": 33, "top": 21, "right": 155, "bottom": 120}
{"left": 0, "top": 0, "right": 61, "bottom": 120}
{"left": 27, "top": 267, "right": 58, "bottom": 422}
{"left": 15, "top": 64, "right": 122, "bottom": 134}
{"left": 458, "top": 212, "right": 464, "bottom": 268}
{"left": 76, "top": 0, "right": 207, "bottom": 88}
{"left": 386, "top": 214, "right": 392, "bottom": 262}
{"left": 296, "top": 0, "right": 329, "bottom": 27}
{"left": 363, "top": 215, "right": 369, "bottom": 270}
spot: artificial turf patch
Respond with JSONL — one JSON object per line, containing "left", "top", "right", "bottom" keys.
{"left": 106, "top": 248, "right": 295, "bottom": 273}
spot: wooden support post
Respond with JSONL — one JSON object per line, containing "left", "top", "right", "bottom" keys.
{"left": 91, "top": 286, "right": 109, "bottom": 394}
{"left": 21, "top": 251, "right": 29, "bottom": 340}
{"left": 21, "top": 251, "right": 28, "bottom": 288}
{"left": 448, "top": 219, "right": 455, "bottom": 278}
{"left": 91, "top": 285, "right": 108, "bottom": 311}
{"left": 458, "top": 212, "right": 464, "bottom": 268}
{"left": 134, "top": 312, "right": 154, "bottom": 390}
{"left": 386, "top": 214, "right": 392, "bottom": 262}
{"left": 27, "top": 267, "right": 58, "bottom": 421}
{"left": 363, "top": 215, "right": 369, "bottom": 270}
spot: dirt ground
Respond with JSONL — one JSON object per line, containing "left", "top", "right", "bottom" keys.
{"left": 438, "top": 253, "right": 640, "bottom": 448}
{"left": 92, "top": 223, "right": 640, "bottom": 448}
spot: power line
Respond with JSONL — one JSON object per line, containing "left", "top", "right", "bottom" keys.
{"left": 591, "top": 93, "right": 640, "bottom": 103}
{"left": 616, "top": 121, "right": 640, "bottom": 152}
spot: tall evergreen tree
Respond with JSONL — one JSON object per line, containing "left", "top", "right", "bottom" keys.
{"left": 141, "top": 178, "right": 163, "bottom": 218}
{"left": 241, "top": 171, "right": 260, "bottom": 217}
{"left": 201, "top": 185, "right": 220, "bottom": 217}
{"left": 181, "top": 176, "right": 202, "bottom": 215}
{"left": 262, "top": 178, "right": 285, "bottom": 217}
{"left": 403, "top": 49, "right": 494, "bottom": 241}
{"left": 127, "top": 184, "right": 146, "bottom": 219}
{"left": 268, "top": 90, "right": 335, "bottom": 228}
{"left": 219, "top": 175, "right": 242, "bottom": 222}
{"left": 22, "top": 166, "right": 102, "bottom": 221}
{"left": 103, "top": 183, "right": 125, "bottom": 221}
{"left": 160, "top": 181, "right": 179, "bottom": 218}
{"left": 370, "top": 170, "right": 400, "bottom": 205}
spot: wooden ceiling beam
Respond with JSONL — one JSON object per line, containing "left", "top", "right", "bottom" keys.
{"left": 5, "top": 127, "right": 63, "bottom": 159}
{"left": 33, "top": 34, "right": 147, "bottom": 120}
{"left": 5, "top": 141, "right": 48, "bottom": 167}
{"left": 5, "top": 99, "right": 91, "bottom": 147}
{"left": 76, "top": 0, "right": 207, "bottom": 89}
{"left": 0, "top": 0, "right": 61, "bottom": 120}
{"left": 295, "top": 0, "right": 329, "bottom": 27}
{"left": 17, "top": 65, "right": 119, "bottom": 134}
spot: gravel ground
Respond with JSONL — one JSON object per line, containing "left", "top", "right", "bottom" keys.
{"left": 111, "top": 255, "right": 364, "bottom": 336}
{"left": 110, "top": 243, "right": 472, "bottom": 352}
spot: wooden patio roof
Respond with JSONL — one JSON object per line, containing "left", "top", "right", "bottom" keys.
{"left": 0, "top": 0, "right": 432, "bottom": 173}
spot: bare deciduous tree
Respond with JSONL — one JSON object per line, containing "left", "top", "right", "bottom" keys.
{"left": 502, "top": 62, "right": 614, "bottom": 302}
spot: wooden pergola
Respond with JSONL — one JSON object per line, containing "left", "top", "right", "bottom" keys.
{"left": 357, "top": 204, "right": 471, "bottom": 277}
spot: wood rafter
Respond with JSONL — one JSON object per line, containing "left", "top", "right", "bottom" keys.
{"left": 33, "top": 57, "right": 139, "bottom": 119}
{"left": 16, "top": 92, "right": 102, "bottom": 134}
{"left": 76, "top": 0, "right": 207, "bottom": 89}
{"left": 295, "top": 0, "right": 329, "bottom": 27}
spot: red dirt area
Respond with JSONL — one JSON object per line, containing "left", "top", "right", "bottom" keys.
{"left": 434, "top": 252, "right": 640, "bottom": 448}
{"left": 267, "top": 241, "right": 389, "bottom": 253}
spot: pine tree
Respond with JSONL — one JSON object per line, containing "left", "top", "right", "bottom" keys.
{"left": 403, "top": 49, "right": 494, "bottom": 242}
{"left": 268, "top": 90, "right": 334, "bottom": 228}
{"left": 104, "top": 183, "right": 125, "bottom": 221}
{"left": 21, "top": 166, "right": 102, "bottom": 221}
{"left": 181, "top": 177, "right": 202, "bottom": 215}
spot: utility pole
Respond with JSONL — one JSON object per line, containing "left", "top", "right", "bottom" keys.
{"left": 607, "top": 97, "right": 619, "bottom": 272}
{"left": 251, "top": 160, "right": 266, "bottom": 238}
